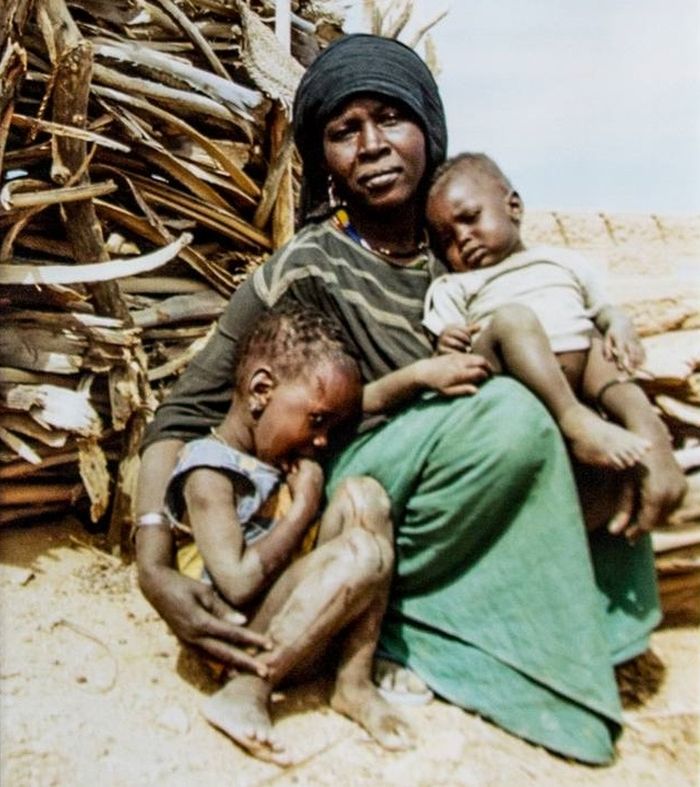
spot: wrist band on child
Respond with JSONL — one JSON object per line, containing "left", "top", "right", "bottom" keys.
{"left": 131, "top": 511, "right": 172, "bottom": 542}
{"left": 136, "top": 511, "right": 171, "bottom": 528}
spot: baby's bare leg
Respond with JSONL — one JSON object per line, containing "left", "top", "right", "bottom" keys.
{"left": 474, "top": 304, "right": 650, "bottom": 469}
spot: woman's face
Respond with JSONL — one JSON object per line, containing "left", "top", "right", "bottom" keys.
{"left": 322, "top": 96, "right": 427, "bottom": 214}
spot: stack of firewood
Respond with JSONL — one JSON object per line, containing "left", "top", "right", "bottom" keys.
{"left": 0, "top": 0, "right": 347, "bottom": 542}
{"left": 0, "top": 0, "right": 445, "bottom": 543}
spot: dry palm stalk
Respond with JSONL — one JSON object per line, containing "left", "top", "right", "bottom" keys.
{"left": 94, "top": 200, "right": 238, "bottom": 294}
{"left": 153, "top": 0, "right": 232, "bottom": 81}
{"left": 91, "top": 85, "right": 260, "bottom": 198}
{"left": 1, "top": 179, "right": 117, "bottom": 209}
{"left": 0, "top": 232, "right": 192, "bottom": 285}
{"left": 0, "top": 0, "right": 33, "bottom": 170}
{"left": 0, "top": 504, "right": 67, "bottom": 526}
{"left": 2, "top": 481, "right": 85, "bottom": 506}
{"left": 0, "top": 425, "right": 43, "bottom": 464}
{"left": 0, "top": 413, "right": 68, "bottom": 447}
{"left": 91, "top": 39, "right": 261, "bottom": 124}
{"left": 11, "top": 113, "right": 130, "bottom": 152}
{"left": 0, "top": 382, "right": 102, "bottom": 437}
{"left": 131, "top": 290, "right": 226, "bottom": 329}
{"left": 147, "top": 324, "right": 216, "bottom": 382}
{"left": 237, "top": 1, "right": 303, "bottom": 245}
{"left": 35, "top": 0, "right": 131, "bottom": 323}
{"left": 90, "top": 63, "right": 240, "bottom": 128}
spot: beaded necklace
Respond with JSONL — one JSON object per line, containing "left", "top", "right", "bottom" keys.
{"left": 332, "top": 208, "right": 429, "bottom": 260}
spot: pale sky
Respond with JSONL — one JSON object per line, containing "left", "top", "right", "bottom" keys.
{"left": 343, "top": 1, "right": 700, "bottom": 214}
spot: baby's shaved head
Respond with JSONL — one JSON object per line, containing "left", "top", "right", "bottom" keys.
{"left": 430, "top": 152, "right": 514, "bottom": 196}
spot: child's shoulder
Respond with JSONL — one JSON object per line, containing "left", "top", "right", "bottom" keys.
{"left": 176, "top": 437, "right": 279, "bottom": 484}
{"left": 514, "top": 245, "right": 590, "bottom": 266}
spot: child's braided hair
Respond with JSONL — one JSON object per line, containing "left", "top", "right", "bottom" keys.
{"left": 233, "top": 302, "right": 359, "bottom": 390}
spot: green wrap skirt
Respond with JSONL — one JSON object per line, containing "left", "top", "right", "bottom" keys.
{"left": 326, "top": 376, "right": 660, "bottom": 764}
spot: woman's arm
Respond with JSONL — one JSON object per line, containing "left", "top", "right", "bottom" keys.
{"left": 185, "top": 460, "right": 324, "bottom": 607}
{"left": 583, "top": 337, "right": 687, "bottom": 540}
{"left": 363, "top": 353, "right": 493, "bottom": 414}
{"left": 594, "top": 305, "right": 645, "bottom": 373}
{"left": 135, "top": 441, "right": 273, "bottom": 672}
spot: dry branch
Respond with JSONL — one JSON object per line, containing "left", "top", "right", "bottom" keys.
{"left": 0, "top": 232, "right": 192, "bottom": 284}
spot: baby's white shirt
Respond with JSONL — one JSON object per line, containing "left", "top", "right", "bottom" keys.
{"left": 423, "top": 245, "right": 610, "bottom": 353}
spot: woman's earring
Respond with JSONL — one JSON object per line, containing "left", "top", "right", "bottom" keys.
{"left": 327, "top": 175, "right": 344, "bottom": 208}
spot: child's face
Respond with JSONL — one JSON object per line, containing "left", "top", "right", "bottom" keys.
{"left": 253, "top": 359, "right": 362, "bottom": 470}
{"left": 426, "top": 169, "right": 523, "bottom": 272}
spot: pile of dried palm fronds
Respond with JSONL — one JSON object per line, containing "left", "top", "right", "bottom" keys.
{"left": 524, "top": 209, "right": 700, "bottom": 622}
{"left": 0, "top": 0, "right": 349, "bottom": 544}
{"left": 0, "top": 0, "right": 446, "bottom": 547}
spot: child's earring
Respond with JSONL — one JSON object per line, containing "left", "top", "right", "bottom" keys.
{"left": 249, "top": 399, "right": 264, "bottom": 419}
{"left": 327, "top": 175, "right": 344, "bottom": 209}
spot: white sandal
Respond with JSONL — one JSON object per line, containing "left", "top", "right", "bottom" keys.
{"left": 373, "top": 657, "right": 434, "bottom": 706}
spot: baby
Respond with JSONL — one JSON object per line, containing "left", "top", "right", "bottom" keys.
{"left": 161, "top": 304, "right": 412, "bottom": 764}
{"left": 421, "top": 152, "right": 651, "bottom": 470}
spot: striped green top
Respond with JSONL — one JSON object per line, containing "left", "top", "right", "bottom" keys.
{"left": 142, "top": 219, "right": 445, "bottom": 449}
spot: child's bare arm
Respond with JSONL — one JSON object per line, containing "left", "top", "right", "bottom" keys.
{"left": 185, "top": 461, "right": 323, "bottom": 607}
{"left": 363, "top": 354, "right": 493, "bottom": 414}
{"left": 595, "top": 305, "right": 645, "bottom": 373}
{"left": 436, "top": 323, "right": 480, "bottom": 355}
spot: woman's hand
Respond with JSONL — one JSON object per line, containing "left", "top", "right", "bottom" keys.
{"left": 415, "top": 353, "right": 493, "bottom": 397}
{"left": 602, "top": 315, "right": 645, "bottom": 373}
{"left": 607, "top": 448, "right": 687, "bottom": 543}
{"left": 140, "top": 565, "right": 273, "bottom": 674}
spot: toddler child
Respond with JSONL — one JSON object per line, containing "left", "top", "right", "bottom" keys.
{"left": 161, "top": 304, "right": 412, "bottom": 764}
{"left": 420, "top": 152, "right": 651, "bottom": 470}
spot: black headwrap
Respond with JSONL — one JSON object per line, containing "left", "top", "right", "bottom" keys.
{"left": 292, "top": 33, "right": 448, "bottom": 221}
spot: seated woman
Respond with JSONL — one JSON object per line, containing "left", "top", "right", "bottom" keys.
{"left": 135, "top": 33, "right": 686, "bottom": 765}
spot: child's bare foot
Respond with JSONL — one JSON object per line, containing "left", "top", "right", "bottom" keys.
{"left": 559, "top": 404, "right": 651, "bottom": 469}
{"left": 201, "top": 674, "right": 291, "bottom": 766}
{"left": 331, "top": 680, "right": 414, "bottom": 751}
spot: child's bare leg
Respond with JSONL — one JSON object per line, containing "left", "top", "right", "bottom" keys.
{"left": 474, "top": 304, "right": 650, "bottom": 469}
{"left": 325, "top": 478, "right": 413, "bottom": 750}
{"left": 581, "top": 337, "right": 687, "bottom": 538}
{"left": 204, "top": 477, "right": 410, "bottom": 761}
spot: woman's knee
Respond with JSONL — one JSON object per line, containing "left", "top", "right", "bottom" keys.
{"left": 461, "top": 378, "right": 565, "bottom": 474}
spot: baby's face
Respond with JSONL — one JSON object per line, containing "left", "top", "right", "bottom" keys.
{"left": 427, "top": 170, "right": 522, "bottom": 272}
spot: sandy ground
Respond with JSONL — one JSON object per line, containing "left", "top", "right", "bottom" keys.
{"left": 0, "top": 517, "right": 698, "bottom": 787}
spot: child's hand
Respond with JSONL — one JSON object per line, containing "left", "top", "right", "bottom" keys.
{"left": 416, "top": 353, "right": 493, "bottom": 397}
{"left": 603, "top": 317, "right": 645, "bottom": 373}
{"left": 436, "top": 323, "right": 481, "bottom": 355}
{"left": 287, "top": 458, "right": 324, "bottom": 513}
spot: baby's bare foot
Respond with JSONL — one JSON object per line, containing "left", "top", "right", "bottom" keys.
{"left": 560, "top": 404, "right": 650, "bottom": 469}
{"left": 201, "top": 675, "right": 290, "bottom": 766}
{"left": 331, "top": 681, "right": 414, "bottom": 751}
